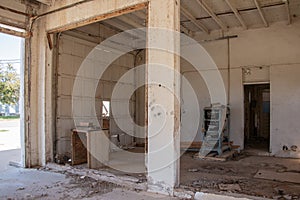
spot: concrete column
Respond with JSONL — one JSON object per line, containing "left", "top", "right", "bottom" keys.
{"left": 147, "top": 0, "right": 180, "bottom": 195}
{"left": 24, "top": 18, "right": 47, "bottom": 167}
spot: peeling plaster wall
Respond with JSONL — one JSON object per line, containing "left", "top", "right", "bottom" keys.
{"left": 182, "top": 21, "right": 300, "bottom": 158}
{"left": 56, "top": 23, "right": 135, "bottom": 158}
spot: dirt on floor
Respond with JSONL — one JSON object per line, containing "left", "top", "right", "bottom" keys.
{"left": 0, "top": 166, "right": 178, "bottom": 200}
{"left": 180, "top": 152, "right": 300, "bottom": 199}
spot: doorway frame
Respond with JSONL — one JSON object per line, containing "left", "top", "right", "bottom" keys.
{"left": 243, "top": 82, "right": 271, "bottom": 153}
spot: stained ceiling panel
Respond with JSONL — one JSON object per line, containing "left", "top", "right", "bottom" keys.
{"left": 240, "top": 9, "right": 266, "bottom": 28}
{"left": 200, "top": 18, "right": 220, "bottom": 31}
{"left": 264, "top": 4, "right": 287, "bottom": 23}
{"left": 219, "top": 14, "right": 242, "bottom": 28}
{"left": 202, "top": 0, "right": 232, "bottom": 14}
{"left": 182, "top": 21, "right": 203, "bottom": 32}
{"left": 229, "top": 0, "right": 256, "bottom": 10}
{"left": 182, "top": 0, "right": 210, "bottom": 18}
{"left": 258, "top": 0, "right": 285, "bottom": 6}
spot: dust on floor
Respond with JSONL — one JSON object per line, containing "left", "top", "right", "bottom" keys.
{"left": 180, "top": 152, "right": 300, "bottom": 199}
{"left": 0, "top": 166, "right": 177, "bottom": 200}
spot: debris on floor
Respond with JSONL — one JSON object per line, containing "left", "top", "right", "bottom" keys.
{"left": 218, "top": 183, "right": 242, "bottom": 192}
{"left": 254, "top": 170, "right": 300, "bottom": 184}
{"left": 181, "top": 152, "right": 300, "bottom": 199}
{"left": 193, "top": 149, "right": 239, "bottom": 162}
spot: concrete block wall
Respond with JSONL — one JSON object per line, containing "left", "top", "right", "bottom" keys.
{"left": 56, "top": 23, "right": 136, "bottom": 158}
{"left": 181, "top": 21, "right": 300, "bottom": 158}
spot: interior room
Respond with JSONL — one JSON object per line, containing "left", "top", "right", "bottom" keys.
{"left": 54, "top": 10, "right": 147, "bottom": 176}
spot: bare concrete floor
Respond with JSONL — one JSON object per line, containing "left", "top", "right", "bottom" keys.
{"left": 180, "top": 152, "right": 300, "bottom": 199}
{"left": 0, "top": 150, "right": 177, "bottom": 199}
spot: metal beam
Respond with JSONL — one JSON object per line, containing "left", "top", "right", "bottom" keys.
{"left": 224, "top": 0, "right": 247, "bottom": 29}
{"left": 195, "top": 0, "right": 228, "bottom": 31}
{"left": 253, "top": 0, "right": 268, "bottom": 27}
{"left": 181, "top": 6, "right": 209, "bottom": 34}
{"left": 284, "top": 0, "right": 291, "bottom": 24}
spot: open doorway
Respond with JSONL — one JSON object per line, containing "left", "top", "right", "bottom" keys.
{"left": 53, "top": 8, "right": 147, "bottom": 177}
{"left": 0, "top": 32, "right": 24, "bottom": 169}
{"left": 244, "top": 84, "right": 270, "bottom": 152}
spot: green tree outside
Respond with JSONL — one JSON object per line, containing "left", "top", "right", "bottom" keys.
{"left": 0, "top": 63, "right": 20, "bottom": 106}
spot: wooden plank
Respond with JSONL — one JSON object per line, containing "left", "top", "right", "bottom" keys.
{"left": 181, "top": 141, "right": 202, "bottom": 149}
{"left": 0, "top": 27, "right": 31, "bottom": 38}
{"left": 224, "top": 0, "right": 247, "bottom": 29}
{"left": 71, "top": 131, "right": 87, "bottom": 165}
{"left": 285, "top": 0, "right": 291, "bottom": 25}
{"left": 180, "top": 6, "right": 209, "bottom": 34}
{"left": 253, "top": 0, "right": 269, "bottom": 27}
{"left": 47, "top": 2, "right": 148, "bottom": 34}
{"left": 195, "top": 0, "right": 228, "bottom": 31}
{"left": 0, "top": 15, "right": 26, "bottom": 29}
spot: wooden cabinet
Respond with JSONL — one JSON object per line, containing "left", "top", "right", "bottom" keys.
{"left": 71, "top": 129, "right": 109, "bottom": 169}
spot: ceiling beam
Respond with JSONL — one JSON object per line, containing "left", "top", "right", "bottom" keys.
{"left": 103, "top": 20, "right": 131, "bottom": 31}
{"left": 0, "top": 26, "right": 31, "bottom": 38}
{"left": 180, "top": 24, "right": 194, "bottom": 37}
{"left": 284, "top": 0, "right": 291, "bottom": 24}
{"left": 224, "top": 0, "right": 247, "bottom": 29}
{"left": 181, "top": 6, "right": 209, "bottom": 34}
{"left": 0, "top": 15, "right": 26, "bottom": 29}
{"left": 34, "top": 0, "right": 53, "bottom": 6}
{"left": 253, "top": 0, "right": 269, "bottom": 27}
{"left": 195, "top": 0, "right": 228, "bottom": 31}
{"left": 132, "top": 11, "right": 146, "bottom": 20}
{"left": 118, "top": 15, "right": 143, "bottom": 28}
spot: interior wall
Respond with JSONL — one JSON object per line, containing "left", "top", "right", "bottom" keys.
{"left": 56, "top": 23, "right": 136, "bottom": 158}
{"left": 181, "top": 21, "right": 300, "bottom": 158}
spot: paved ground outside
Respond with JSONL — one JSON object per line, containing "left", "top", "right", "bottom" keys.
{"left": 0, "top": 119, "right": 21, "bottom": 151}
{"left": 0, "top": 119, "right": 21, "bottom": 166}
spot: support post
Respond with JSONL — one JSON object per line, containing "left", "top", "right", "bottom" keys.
{"left": 24, "top": 18, "right": 47, "bottom": 167}
{"left": 147, "top": 0, "right": 180, "bottom": 195}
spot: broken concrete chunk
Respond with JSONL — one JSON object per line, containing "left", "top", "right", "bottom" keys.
{"left": 188, "top": 168, "right": 199, "bottom": 172}
{"left": 218, "top": 183, "right": 241, "bottom": 192}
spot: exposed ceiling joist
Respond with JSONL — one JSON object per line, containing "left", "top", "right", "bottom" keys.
{"left": 34, "top": 0, "right": 53, "bottom": 6}
{"left": 118, "top": 15, "right": 143, "bottom": 28}
{"left": 131, "top": 11, "right": 146, "bottom": 21}
{"left": 181, "top": 6, "right": 209, "bottom": 34}
{"left": 195, "top": 0, "right": 228, "bottom": 31}
{"left": 103, "top": 20, "right": 131, "bottom": 31}
{"left": 224, "top": 0, "right": 247, "bottom": 30}
{"left": 180, "top": 24, "right": 193, "bottom": 37}
{"left": 0, "top": 26, "right": 31, "bottom": 38}
{"left": 284, "top": 0, "right": 291, "bottom": 25}
{"left": 0, "top": 15, "right": 26, "bottom": 29}
{"left": 253, "top": 0, "right": 269, "bottom": 27}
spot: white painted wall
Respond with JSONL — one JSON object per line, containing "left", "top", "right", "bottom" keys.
{"left": 182, "top": 21, "right": 300, "bottom": 158}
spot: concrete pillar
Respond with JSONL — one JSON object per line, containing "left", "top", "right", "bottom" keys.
{"left": 24, "top": 18, "right": 47, "bottom": 167}
{"left": 147, "top": 0, "right": 180, "bottom": 195}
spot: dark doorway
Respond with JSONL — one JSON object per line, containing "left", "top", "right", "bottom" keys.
{"left": 244, "top": 84, "right": 270, "bottom": 151}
